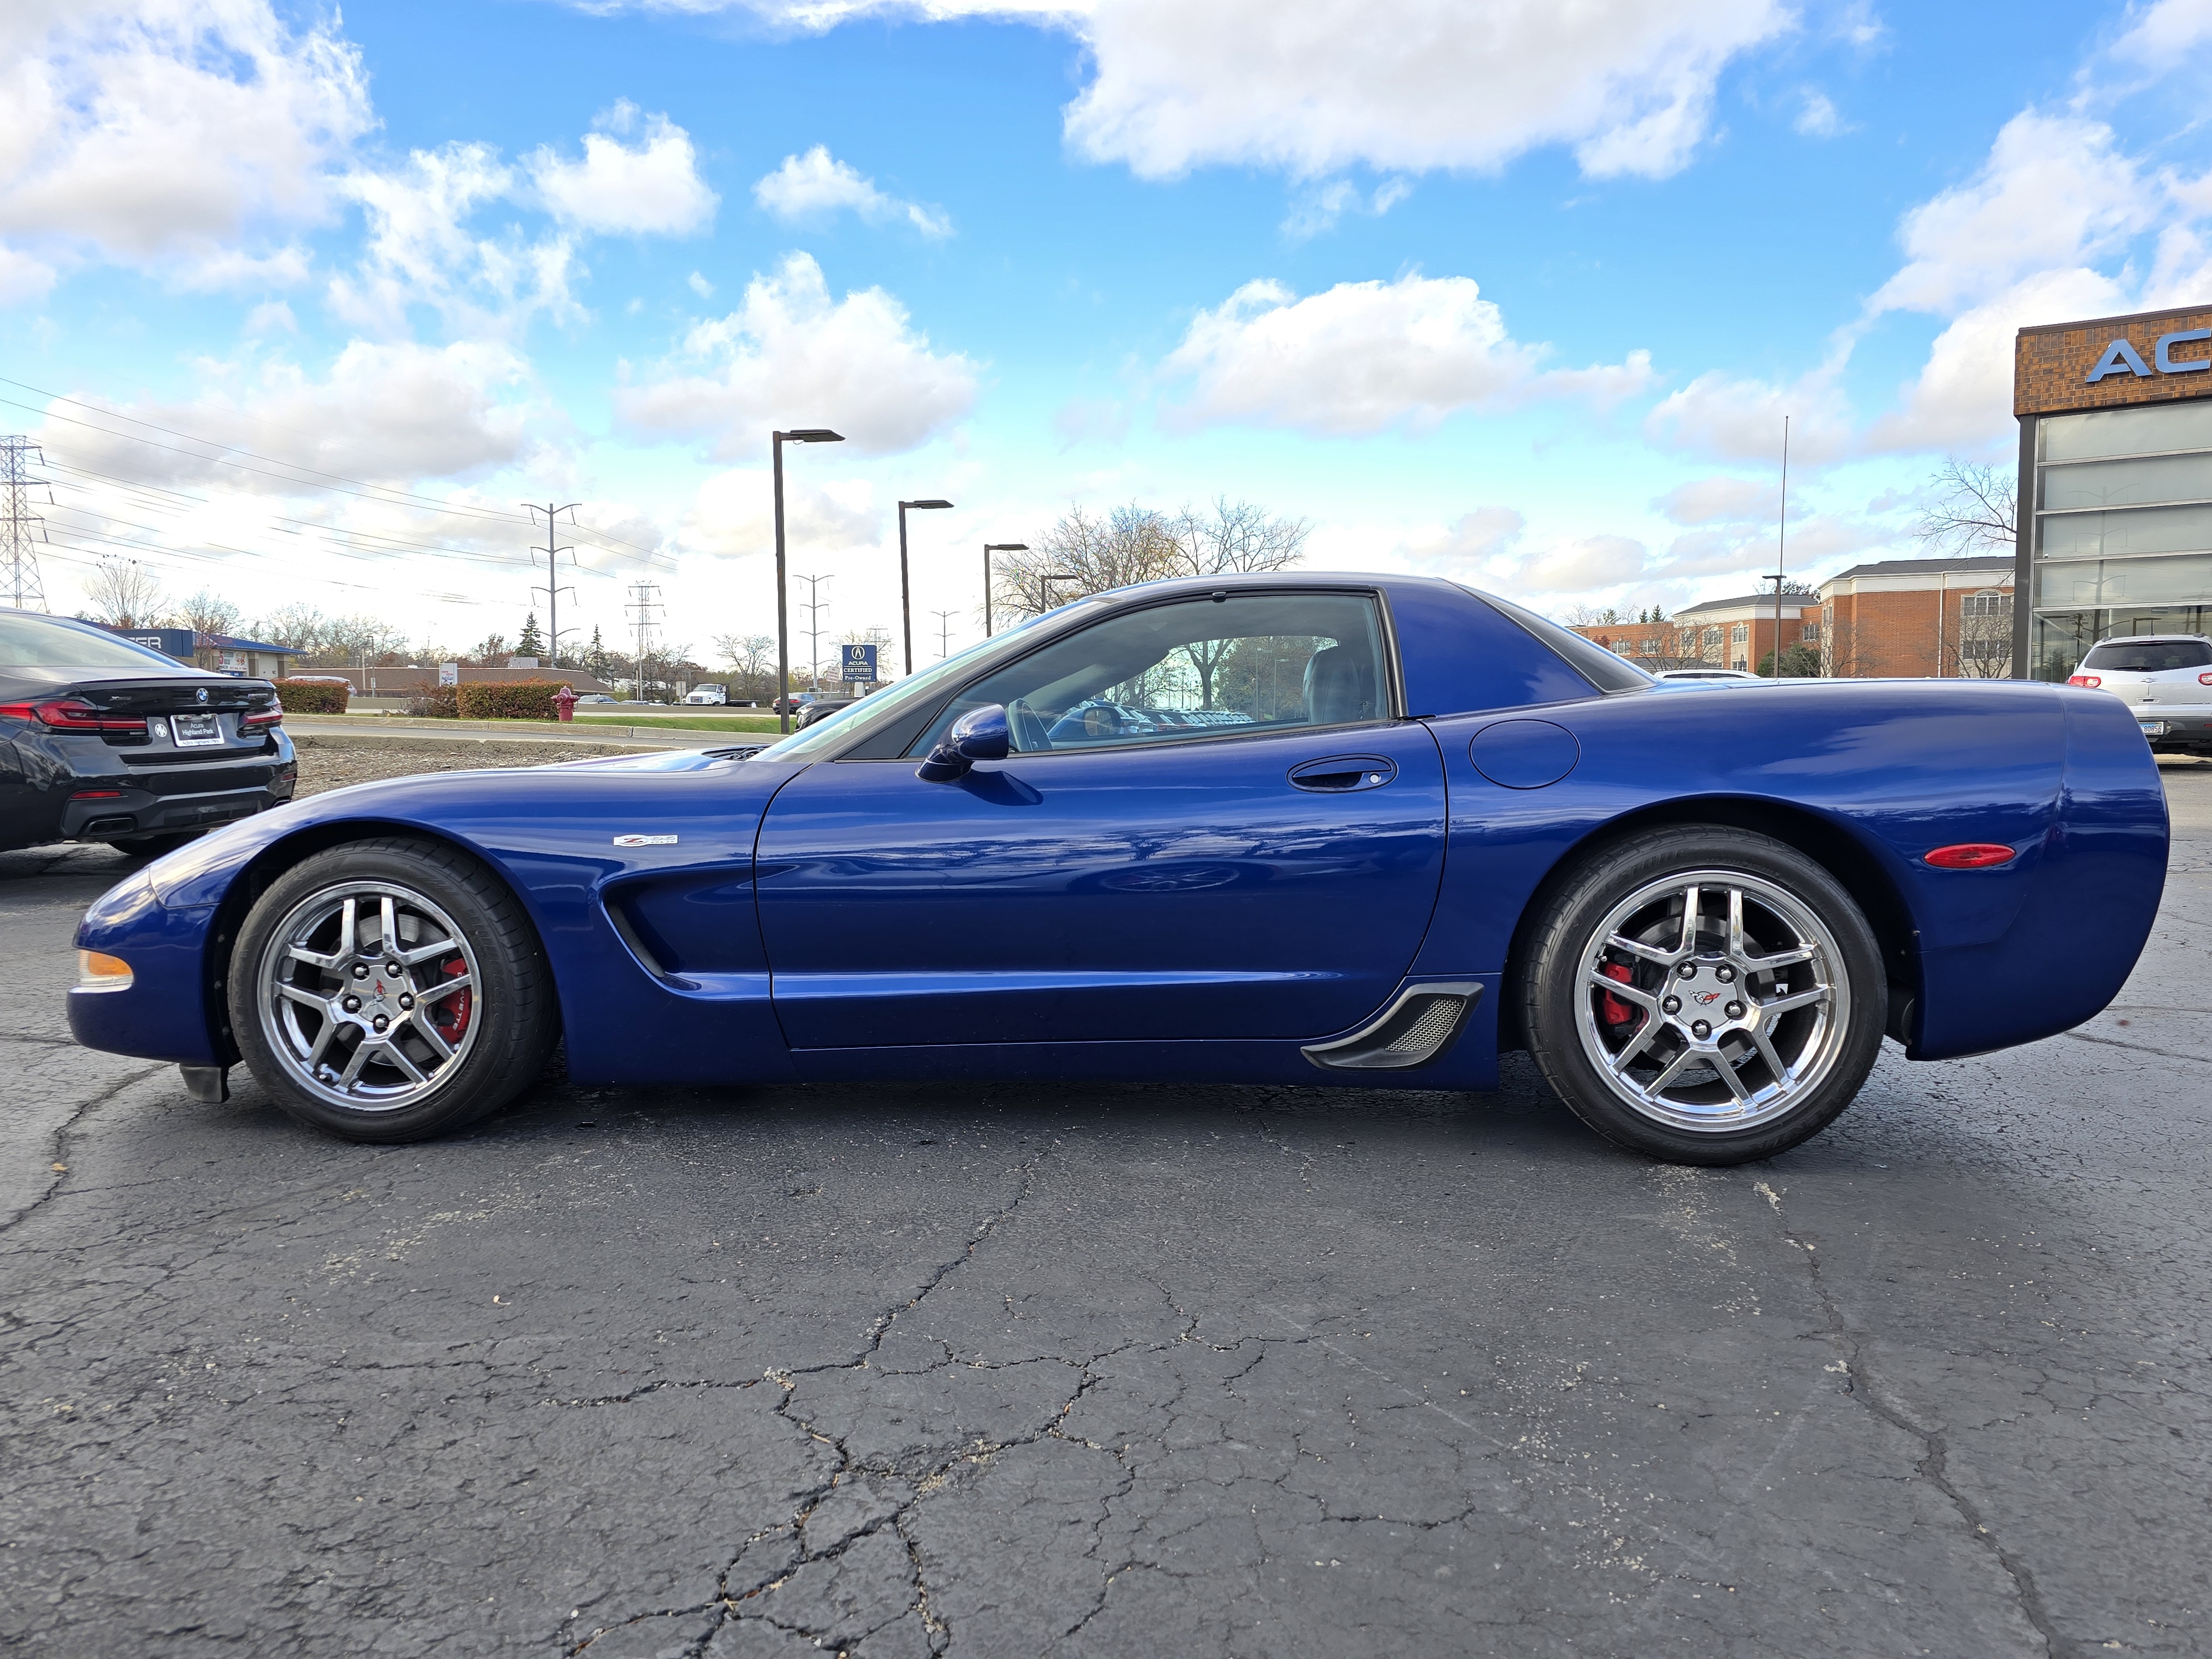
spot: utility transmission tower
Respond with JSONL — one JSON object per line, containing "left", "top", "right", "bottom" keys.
{"left": 2, "top": 436, "right": 51, "bottom": 612}
{"left": 795, "top": 572, "right": 832, "bottom": 693}
{"left": 625, "top": 580, "right": 662, "bottom": 702}
{"left": 524, "top": 502, "right": 580, "bottom": 667}
{"left": 930, "top": 608, "right": 957, "bottom": 660}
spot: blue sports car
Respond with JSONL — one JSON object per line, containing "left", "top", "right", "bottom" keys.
{"left": 69, "top": 574, "right": 2168, "bottom": 1165}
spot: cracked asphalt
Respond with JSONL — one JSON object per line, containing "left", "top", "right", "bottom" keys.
{"left": 4, "top": 761, "right": 2209, "bottom": 1658}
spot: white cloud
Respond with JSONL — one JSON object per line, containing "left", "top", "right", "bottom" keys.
{"left": 752, "top": 147, "right": 952, "bottom": 237}
{"left": 1064, "top": 0, "right": 1788, "bottom": 181}
{"left": 618, "top": 252, "right": 979, "bottom": 456}
{"left": 2111, "top": 0, "right": 2212, "bottom": 63}
{"left": 1869, "top": 112, "right": 2154, "bottom": 318}
{"left": 1159, "top": 271, "right": 1653, "bottom": 436}
{"left": 1867, "top": 267, "right": 2127, "bottom": 454}
{"left": 0, "top": 243, "right": 56, "bottom": 306}
{"left": 1281, "top": 176, "right": 1412, "bottom": 240}
{"left": 1645, "top": 362, "right": 1853, "bottom": 465}
{"left": 1509, "top": 534, "right": 1651, "bottom": 596}
{"left": 679, "top": 466, "right": 880, "bottom": 560}
{"left": 35, "top": 340, "right": 534, "bottom": 489}
{"left": 1656, "top": 477, "right": 1782, "bottom": 525}
{"left": 0, "top": 0, "right": 371, "bottom": 278}
{"left": 1793, "top": 89, "right": 1848, "bottom": 138}
{"left": 530, "top": 103, "right": 717, "bottom": 235}
{"left": 688, "top": 270, "right": 714, "bottom": 297}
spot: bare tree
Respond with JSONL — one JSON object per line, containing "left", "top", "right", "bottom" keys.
{"left": 175, "top": 589, "right": 242, "bottom": 669}
{"left": 320, "top": 613, "right": 413, "bottom": 667}
{"left": 82, "top": 559, "right": 169, "bottom": 629}
{"left": 992, "top": 503, "right": 1182, "bottom": 626}
{"left": 1168, "top": 497, "right": 1310, "bottom": 576}
{"left": 713, "top": 632, "right": 778, "bottom": 700}
{"left": 255, "top": 603, "right": 329, "bottom": 654}
{"left": 1947, "top": 591, "right": 2015, "bottom": 677}
{"left": 1916, "top": 460, "right": 2016, "bottom": 554}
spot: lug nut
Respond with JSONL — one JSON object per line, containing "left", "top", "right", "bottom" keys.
{"left": 1662, "top": 995, "right": 1682, "bottom": 1015}
{"left": 341, "top": 995, "right": 361, "bottom": 1013}
{"left": 1725, "top": 1002, "right": 1745, "bottom": 1020}
{"left": 385, "top": 961, "right": 402, "bottom": 977}
{"left": 1691, "top": 1019, "right": 1712, "bottom": 1040}
{"left": 372, "top": 1014, "right": 389, "bottom": 1032}
{"left": 397, "top": 993, "right": 415, "bottom": 1010}
{"left": 352, "top": 963, "right": 369, "bottom": 979}
{"left": 1677, "top": 962, "right": 1696, "bottom": 979}
{"left": 1716, "top": 965, "right": 1735, "bottom": 984}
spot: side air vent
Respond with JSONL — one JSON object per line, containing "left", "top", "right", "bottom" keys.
{"left": 1301, "top": 982, "right": 1484, "bottom": 1072}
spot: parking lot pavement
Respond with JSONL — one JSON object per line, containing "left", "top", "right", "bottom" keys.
{"left": 3, "top": 768, "right": 2209, "bottom": 1658}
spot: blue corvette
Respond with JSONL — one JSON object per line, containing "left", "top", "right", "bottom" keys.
{"left": 69, "top": 574, "right": 2168, "bottom": 1165}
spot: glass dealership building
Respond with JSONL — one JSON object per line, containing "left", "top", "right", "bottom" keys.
{"left": 2016, "top": 306, "right": 2212, "bottom": 679}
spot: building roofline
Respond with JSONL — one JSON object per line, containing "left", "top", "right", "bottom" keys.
{"left": 2018, "top": 302, "right": 2212, "bottom": 338}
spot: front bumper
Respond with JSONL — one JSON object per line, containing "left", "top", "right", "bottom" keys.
{"left": 67, "top": 868, "right": 226, "bottom": 1066}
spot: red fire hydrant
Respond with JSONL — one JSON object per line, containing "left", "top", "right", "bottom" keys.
{"left": 554, "top": 685, "right": 577, "bottom": 723}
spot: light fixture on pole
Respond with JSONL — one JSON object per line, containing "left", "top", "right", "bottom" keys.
{"left": 897, "top": 499, "right": 953, "bottom": 678}
{"left": 983, "top": 543, "right": 1028, "bottom": 637}
{"left": 772, "top": 428, "right": 844, "bottom": 733}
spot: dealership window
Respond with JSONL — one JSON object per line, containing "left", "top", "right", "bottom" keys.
{"left": 2031, "top": 401, "right": 2212, "bottom": 679}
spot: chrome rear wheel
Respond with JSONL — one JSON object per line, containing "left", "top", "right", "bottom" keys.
{"left": 1573, "top": 872, "right": 1849, "bottom": 1135}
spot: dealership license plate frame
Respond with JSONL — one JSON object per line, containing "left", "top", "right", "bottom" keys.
{"left": 170, "top": 712, "right": 225, "bottom": 748}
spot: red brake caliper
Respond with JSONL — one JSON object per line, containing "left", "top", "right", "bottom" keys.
{"left": 1598, "top": 961, "right": 1636, "bottom": 1027}
{"left": 431, "top": 956, "right": 473, "bottom": 1043}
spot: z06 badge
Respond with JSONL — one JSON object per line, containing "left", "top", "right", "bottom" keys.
{"left": 612, "top": 834, "right": 679, "bottom": 847}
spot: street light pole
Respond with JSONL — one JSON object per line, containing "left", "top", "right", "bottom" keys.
{"left": 983, "top": 542, "right": 1028, "bottom": 636}
{"left": 772, "top": 428, "right": 844, "bottom": 733}
{"left": 897, "top": 499, "right": 953, "bottom": 679}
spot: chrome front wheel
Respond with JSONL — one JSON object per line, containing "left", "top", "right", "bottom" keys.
{"left": 255, "top": 881, "right": 482, "bottom": 1111}
{"left": 229, "top": 839, "right": 557, "bottom": 1142}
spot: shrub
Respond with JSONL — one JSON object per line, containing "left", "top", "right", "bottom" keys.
{"left": 456, "top": 679, "right": 569, "bottom": 720}
{"left": 272, "top": 679, "right": 351, "bottom": 714}
{"left": 405, "top": 681, "right": 458, "bottom": 718}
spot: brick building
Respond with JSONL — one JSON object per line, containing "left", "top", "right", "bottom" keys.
{"left": 2015, "top": 302, "right": 2212, "bottom": 677}
{"left": 1571, "top": 592, "right": 1813, "bottom": 672}
{"left": 1816, "top": 555, "right": 2015, "bottom": 677}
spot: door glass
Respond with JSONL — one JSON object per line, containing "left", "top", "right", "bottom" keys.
{"left": 911, "top": 592, "right": 1389, "bottom": 755}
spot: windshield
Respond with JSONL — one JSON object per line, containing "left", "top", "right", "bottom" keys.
{"left": 0, "top": 612, "right": 184, "bottom": 670}
{"left": 2080, "top": 638, "right": 2212, "bottom": 672}
{"left": 752, "top": 607, "right": 1066, "bottom": 760}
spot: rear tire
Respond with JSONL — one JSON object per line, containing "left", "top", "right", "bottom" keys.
{"left": 1521, "top": 827, "right": 1885, "bottom": 1166}
{"left": 228, "top": 837, "right": 558, "bottom": 1143}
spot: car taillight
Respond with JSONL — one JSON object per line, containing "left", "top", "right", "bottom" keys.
{"left": 28, "top": 698, "right": 148, "bottom": 734}
{"left": 242, "top": 701, "right": 283, "bottom": 731}
{"left": 2200, "top": 672, "right": 2212, "bottom": 686}
{"left": 2068, "top": 674, "right": 2101, "bottom": 687}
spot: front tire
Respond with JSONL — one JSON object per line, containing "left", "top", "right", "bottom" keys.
{"left": 228, "top": 838, "right": 558, "bottom": 1143}
{"left": 1521, "top": 827, "right": 1885, "bottom": 1166}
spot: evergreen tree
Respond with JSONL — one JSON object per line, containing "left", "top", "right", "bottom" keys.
{"left": 587, "top": 625, "right": 610, "bottom": 681}
{"left": 516, "top": 612, "right": 545, "bottom": 658}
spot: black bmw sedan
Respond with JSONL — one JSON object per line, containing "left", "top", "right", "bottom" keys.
{"left": 1, "top": 610, "right": 296, "bottom": 855}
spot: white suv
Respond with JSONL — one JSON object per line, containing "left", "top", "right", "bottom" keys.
{"left": 2069, "top": 634, "right": 2212, "bottom": 755}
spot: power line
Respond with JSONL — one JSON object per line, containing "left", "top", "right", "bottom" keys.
{"left": 931, "top": 607, "right": 957, "bottom": 660}
{"left": 526, "top": 503, "right": 580, "bottom": 669}
{"left": 1, "top": 436, "right": 49, "bottom": 610}
{"left": 625, "top": 579, "right": 662, "bottom": 702}
{"left": 796, "top": 572, "right": 831, "bottom": 694}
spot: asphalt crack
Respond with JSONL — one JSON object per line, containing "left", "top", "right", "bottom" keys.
{"left": 1, "top": 1061, "right": 166, "bottom": 1235}
{"left": 1753, "top": 1178, "right": 2077, "bottom": 1659}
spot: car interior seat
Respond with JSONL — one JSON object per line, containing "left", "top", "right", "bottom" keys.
{"left": 1303, "top": 645, "right": 1375, "bottom": 725}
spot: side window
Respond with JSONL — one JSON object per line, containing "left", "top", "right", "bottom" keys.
{"left": 911, "top": 592, "right": 1390, "bottom": 756}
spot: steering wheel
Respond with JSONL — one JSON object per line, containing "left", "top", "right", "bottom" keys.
{"left": 1007, "top": 696, "right": 1053, "bottom": 753}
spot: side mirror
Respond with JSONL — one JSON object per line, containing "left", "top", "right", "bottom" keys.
{"left": 917, "top": 703, "right": 1010, "bottom": 782}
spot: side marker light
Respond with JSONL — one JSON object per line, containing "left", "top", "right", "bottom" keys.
{"left": 1923, "top": 843, "right": 2016, "bottom": 870}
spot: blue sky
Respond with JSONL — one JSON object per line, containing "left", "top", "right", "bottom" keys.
{"left": 4, "top": 0, "right": 2209, "bottom": 667}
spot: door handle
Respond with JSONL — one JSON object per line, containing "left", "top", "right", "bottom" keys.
{"left": 1288, "top": 755, "right": 1396, "bottom": 792}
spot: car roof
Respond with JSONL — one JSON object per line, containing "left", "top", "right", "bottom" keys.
{"left": 2090, "top": 633, "right": 2212, "bottom": 644}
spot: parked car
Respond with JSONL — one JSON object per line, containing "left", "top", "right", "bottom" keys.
{"left": 572, "top": 692, "right": 617, "bottom": 705}
{"left": 1, "top": 609, "right": 296, "bottom": 856}
{"left": 71, "top": 573, "right": 2165, "bottom": 1166}
{"left": 1653, "top": 667, "right": 1761, "bottom": 682}
{"left": 2069, "top": 634, "right": 2212, "bottom": 755}
{"left": 683, "top": 685, "right": 728, "bottom": 706}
